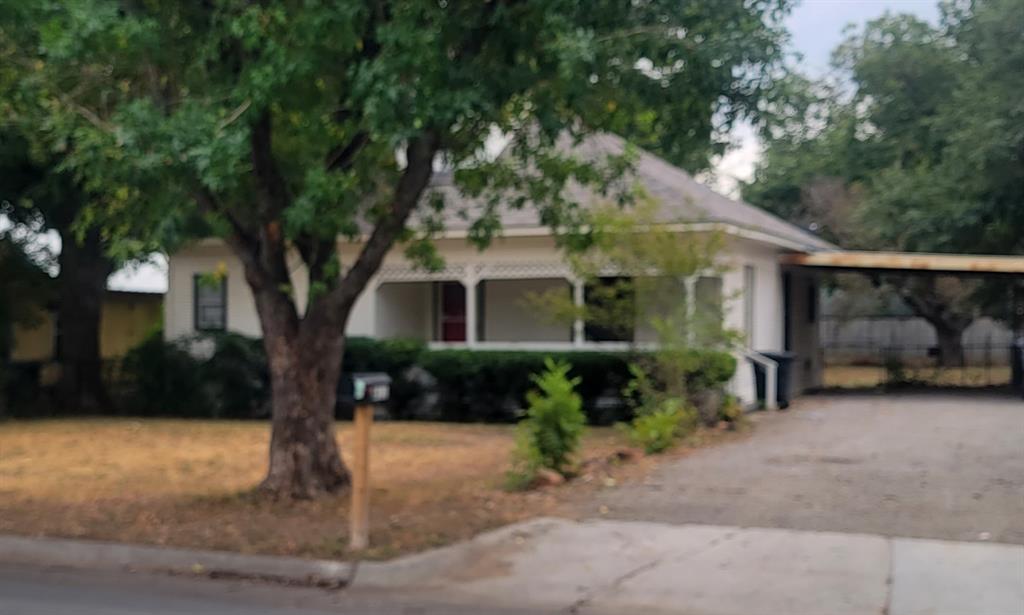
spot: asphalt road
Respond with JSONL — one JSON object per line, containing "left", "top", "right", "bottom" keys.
{"left": 0, "top": 564, "right": 540, "bottom": 615}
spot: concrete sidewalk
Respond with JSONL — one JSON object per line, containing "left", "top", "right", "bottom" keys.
{"left": 359, "top": 518, "right": 1024, "bottom": 615}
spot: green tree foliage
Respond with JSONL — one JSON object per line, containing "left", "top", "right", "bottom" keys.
{"left": 1, "top": 0, "right": 792, "bottom": 497}
{"left": 0, "top": 132, "right": 121, "bottom": 412}
{"left": 528, "top": 199, "right": 735, "bottom": 450}
{"left": 624, "top": 394, "right": 695, "bottom": 454}
{"left": 529, "top": 198, "right": 731, "bottom": 347}
{"left": 529, "top": 198, "right": 735, "bottom": 397}
{"left": 508, "top": 359, "right": 586, "bottom": 488}
{"left": 743, "top": 0, "right": 1024, "bottom": 358}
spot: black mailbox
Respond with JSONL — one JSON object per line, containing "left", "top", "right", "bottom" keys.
{"left": 351, "top": 372, "right": 391, "bottom": 404}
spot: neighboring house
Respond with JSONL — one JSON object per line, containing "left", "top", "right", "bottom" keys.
{"left": 165, "top": 134, "right": 834, "bottom": 406}
{"left": 10, "top": 290, "right": 163, "bottom": 364}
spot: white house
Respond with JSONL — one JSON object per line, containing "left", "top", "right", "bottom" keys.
{"left": 165, "top": 134, "right": 833, "bottom": 407}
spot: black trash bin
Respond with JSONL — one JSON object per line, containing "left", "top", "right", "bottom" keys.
{"left": 1012, "top": 338, "right": 1024, "bottom": 399}
{"left": 752, "top": 351, "right": 796, "bottom": 409}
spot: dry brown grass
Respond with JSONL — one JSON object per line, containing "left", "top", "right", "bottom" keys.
{"left": 0, "top": 419, "right": 696, "bottom": 560}
{"left": 824, "top": 365, "right": 1012, "bottom": 389}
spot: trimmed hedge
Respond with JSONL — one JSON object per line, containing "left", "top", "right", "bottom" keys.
{"left": 421, "top": 349, "right": 633, "bottom": 424}
{"left": 111, "top": 332, "right": 735, "bottom": 425}
{"left": 421, "top": 348, "right": 736, "bottom": 424}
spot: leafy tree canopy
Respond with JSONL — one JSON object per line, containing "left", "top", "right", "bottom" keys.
{"left": 1, "top": 0, "right": 795, "bottom": 496}
{"left": 744, "top": 0, "right": 1023, "bottom": 256}
{"left": 2, "top": 1, "right": 793, "bottom": 272}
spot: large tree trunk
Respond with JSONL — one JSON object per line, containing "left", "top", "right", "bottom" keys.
{"left": 256, "top": 294, "right": 351, "bottom": 499}
{"left": 934, "top": 322, "right": 966, "bottom": 368}
{"left": 56, "top": 227, "right": 113, "bottom": 413}
{"left": 211, "top": 129, "right": 438, "bottom": 499}
{"left": 891, "top": 276, "right": 973, "bottom": 369}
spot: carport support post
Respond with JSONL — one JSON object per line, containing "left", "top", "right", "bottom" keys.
{"left": 349, "top": 403, "right": 373, "bottom": 551}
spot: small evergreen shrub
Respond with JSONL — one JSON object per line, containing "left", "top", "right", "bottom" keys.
{"left": 621, "top": 363, "right": 701, "bottom": 454}
{"left": 507, "top": 359, "right": 587, "bottom": 488}
{"left": 624, "top": 397, "right": 696, "bottom": 454}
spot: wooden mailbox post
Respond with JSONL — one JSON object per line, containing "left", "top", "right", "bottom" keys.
{"left": 348, "top": 373, "right": 391, "bottom": 551}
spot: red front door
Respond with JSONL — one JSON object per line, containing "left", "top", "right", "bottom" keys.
{"left": 440, "top": 282, "right": 466, "bottom": 342}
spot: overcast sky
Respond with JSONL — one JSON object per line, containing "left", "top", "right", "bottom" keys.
{"left": 711, "top": 0, "right": 940, "bottom": 197}
{"left": 105, "top": 0, "right": 942, "bottom": 292}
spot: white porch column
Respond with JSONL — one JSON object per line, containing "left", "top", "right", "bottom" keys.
{"left": 684, "top": 275, "right": 697, "bottom": 343}
{"left": 572, "top": 278, "right": 585, "bottom": 347}
{"left": 465, "top": 276, "right": 478, "bottom": 347}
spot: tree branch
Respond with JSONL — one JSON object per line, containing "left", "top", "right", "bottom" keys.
{"left": 295, "top": 233, "right": 337, "bottom": 296}
{"left": 309, "top": 133, "right": 439, "bottom": 328}
{"left": 250, "top": 111, "right": 291, "bottom": 215}
{"left": 325, "top": 131, "right": 370, "bottom": 172}
{"left": 193, "top": 187, "right": 273, "bottom": 291}
{"left": 340, "top": 133, "right": 439, "bottom": 299}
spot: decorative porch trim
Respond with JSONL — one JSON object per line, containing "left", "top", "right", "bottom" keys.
{"left": 375, "top": 261, "right": 574, "bottom": 284}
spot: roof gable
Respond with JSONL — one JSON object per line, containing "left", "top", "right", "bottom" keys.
{"left": 421, "top": 132, "right": 834, "bottom": 252}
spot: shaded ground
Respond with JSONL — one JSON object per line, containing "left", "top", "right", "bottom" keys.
{"left": 581, "top": 393, "right": 1024, "bottom": 544}
{"left": 0, "top": 420, "right": 649, "bottom": 559}
{"left": 824, "top": 364, "right": 1011, "bottom": 388}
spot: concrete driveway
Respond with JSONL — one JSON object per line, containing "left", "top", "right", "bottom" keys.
{"left": 354, "top": 393, "right": 1024, "bottom": 614}
{"left": 588, "top": 393, "right": 1024, "bottom": 544}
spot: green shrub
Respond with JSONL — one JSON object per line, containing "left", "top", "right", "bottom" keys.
{"left": 621, "top": 361, "right": 706, "bottom": 453}
{"left": 686, "top": 351, "right": 737, "bottom": 391}
{"left": 420, "top": 349, "right": 640, "bottom": 424}
{"left": 113, "top": 331, "right": 734, "bottom": 425}
{"left": 203, "top": 333, "right": 270, "bottom": 418}
{"left": 118, "top": 333, "right": 425, "bottom": 419}
{"left": 624, "top": 397, "right": 696, "bottom": 454}
{"left": 508, "top": 359, "right": 587, "bottom": 488}
{"left": 119, "top": 331, "right": 211, "bottom": 417}
{"left": 719, "top": 393, "right": 746, "bottom": 428}
{"left": 1, "top": 361, "right": 48, "bottom": 417}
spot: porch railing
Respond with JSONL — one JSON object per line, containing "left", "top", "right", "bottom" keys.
{"left": 425, "top": 340, "right": 659, "bottom": 352}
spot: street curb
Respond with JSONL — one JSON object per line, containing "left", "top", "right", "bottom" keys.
{"left": 0, "top": 534, "right": 357, "bottom": 588}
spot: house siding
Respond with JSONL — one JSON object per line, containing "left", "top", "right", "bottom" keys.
{"left": 11, "top": 292, "right": 162, "bottom": 362}
{"left": 483, "top": 278, "right": 571, "bottom": 342}
{"left": 166, "top": 233, "right": 799, "bottom": 406}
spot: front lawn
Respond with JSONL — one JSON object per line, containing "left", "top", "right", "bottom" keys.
{"left": 0, "top": 419, "right": 665, "bottom": 559}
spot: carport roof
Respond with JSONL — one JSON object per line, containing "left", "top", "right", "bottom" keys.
{"left": 781, "top": 250, "right": 1024, "bottom": 276}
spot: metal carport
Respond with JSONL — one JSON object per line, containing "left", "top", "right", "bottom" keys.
{"left": 781, "top": 250, "right": 1024, "bottom": 397}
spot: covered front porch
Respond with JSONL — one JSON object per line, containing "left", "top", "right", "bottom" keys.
{"left": 370, "top": 261, "right": 721, "bottom": 351}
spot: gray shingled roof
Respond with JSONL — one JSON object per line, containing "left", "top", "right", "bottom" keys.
{"left": 419, "top": 132, "right": 834, "bottom": 252}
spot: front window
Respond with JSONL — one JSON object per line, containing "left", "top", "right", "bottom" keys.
{"left": 194, "top": 275, "right": 227, "bottom": 331}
